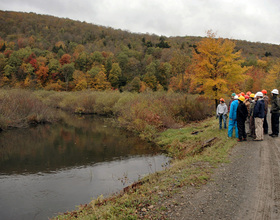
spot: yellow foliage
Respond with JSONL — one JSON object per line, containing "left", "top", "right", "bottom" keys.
{"left": 0, "top": 76, "right": 10, "bottom": 87}
{"left": 191, "top": 31, "right": 247, "bottom": 101}
{"left": 263, "top": 61, "right": 280, "bottom": 92}
{"left": 139, "top": 81, "right": 148, "bottom": 93}
{"left": 92, "top": 71, "right": 111, "bottom": 91}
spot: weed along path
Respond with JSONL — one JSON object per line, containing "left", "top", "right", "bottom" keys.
{"left": 164, "top": 129, "right": 280, "bottom": 219}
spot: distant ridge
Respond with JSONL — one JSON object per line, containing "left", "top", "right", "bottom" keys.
{"left": 0, "top": 10, "right": 279, "bottom": 58}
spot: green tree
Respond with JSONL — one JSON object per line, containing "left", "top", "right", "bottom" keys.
{"left": 61, "top": 63, "right": 75, "bottom": 90}
{"left": 157, "top": 62, "right": 172, "bottom": 90}
{"left": 170, "top": 50, "right": 190, "bottom": 92}
{"left": 108, "top": 63, "right": 122, "bottom": 88}
{"left": 92, "top": 51, "right": 104, "bottom": 64}
{"left": 48, "top": 58, "right": 60, "bottom": 74}
{"left": 75, "top": 52, "right": 92, "bottom": 72}
{"left": 129, "top": 76, "right": 141, "bottom": 92}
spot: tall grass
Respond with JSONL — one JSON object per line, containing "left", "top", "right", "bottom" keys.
{"left": 0, "top": 89, "right": 58, "bottom": 130}
{"left": 0, "top": 89, "right": 214, "bottom": 138}
{"left": 35, "top": 90, "right": 214, "bottom": 141}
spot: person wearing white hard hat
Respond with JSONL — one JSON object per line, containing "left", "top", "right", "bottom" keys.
{"left": 269, "top": 89, "right": 280, "bottom": 137}
{"left": 253, "top": 92, "right": 265, "bottom": 141}
{"left": 228, "top": 95, "right": 239, "bottom": 138}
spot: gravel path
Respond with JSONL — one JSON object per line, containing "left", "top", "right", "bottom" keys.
{"left": 165, "top": 117, "right": 280, "bottom": 220}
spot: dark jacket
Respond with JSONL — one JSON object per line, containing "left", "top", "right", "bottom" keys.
{"left": 237, "top": 102, "right": 248, "bottom": 122}
{"left": 253, "top": 99, "right": 265, "bottom": 118}
{"left": 271, "top": 95, "right": 280, "bottom": 113}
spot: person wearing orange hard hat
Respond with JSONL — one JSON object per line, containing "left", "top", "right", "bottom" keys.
{"left": 262, "top": 89, "right": 269, "bottom": 134}
{"left": 216, "top": 98, "right": 228, "bottom": 129}
{"left": 237, "top": 96, "right": 248, "bottom": 141}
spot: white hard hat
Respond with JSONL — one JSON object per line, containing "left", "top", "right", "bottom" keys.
{"left": 272, "top": 89, "right": 279, "bottom": 95}
{"left": 234, "top": 95, "right": 239, "bottom": 99}
{"left": 256, "top": 92, "right": 263, "bottom": 97}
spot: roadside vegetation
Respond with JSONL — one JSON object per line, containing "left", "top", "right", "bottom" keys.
{"left": 53, "top": 117, "right": 237, "bottom": 219}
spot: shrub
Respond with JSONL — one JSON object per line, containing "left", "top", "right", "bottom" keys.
{"left": 0, "top": 89, "right": 58, "bottom": 129}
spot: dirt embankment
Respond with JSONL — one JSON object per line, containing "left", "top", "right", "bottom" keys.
{"left": 161, "top": 119, "right": 280, "bottom": 219}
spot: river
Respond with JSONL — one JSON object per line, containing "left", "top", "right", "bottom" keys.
{"left": 0, "top": 114, "right": 169, "bottom": 219}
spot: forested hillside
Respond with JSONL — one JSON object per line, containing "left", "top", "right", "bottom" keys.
{"left": 0, "top": 10, "right": 279, "bottom": 92}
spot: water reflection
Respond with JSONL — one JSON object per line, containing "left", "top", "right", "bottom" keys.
{"left": 0, "top": 114, "right": 164, "bottom": 174}
{"left": 0, "top": 114, "right": 169, "bottom": 219}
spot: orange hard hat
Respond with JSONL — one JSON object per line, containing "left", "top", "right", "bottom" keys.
{"left": 244, "top": 95, "right": 249, "bottom": 99}
{"left": 241, "top": 92, "right": 245, "bottom": 96}
{"left": 220, "top": 98, "right": 225, "bottom": 102}
{"left": 246, "top": 91, "right": 251, "bottom": 95}
{"left": 262, "top": 89, "right": 267, "bottom": 94}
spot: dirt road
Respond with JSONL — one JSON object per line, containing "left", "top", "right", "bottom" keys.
{"left": 166, "top": 119, "right": 280, "bottom": 219}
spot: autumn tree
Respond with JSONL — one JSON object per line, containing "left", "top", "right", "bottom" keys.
{"left": 73, "top": 70, "right": 88, "bottom": 91}
{"left": 263, "top": 60, "right": 280, "bottom": 92}
{"left": 59, "top": 54, "right": 71, "bottom": 66}
{"left": 35, "top": 65, "right": 49, "bottom": 86}
{"left": 92, "top": 71, "right": 111, "bottom": 91}
{"left": 191, "top": 31, "right": 247, "bottom": 106}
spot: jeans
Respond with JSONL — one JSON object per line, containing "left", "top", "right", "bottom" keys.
{"left": 219, "top": 114, "right": 227, "bottom": 129}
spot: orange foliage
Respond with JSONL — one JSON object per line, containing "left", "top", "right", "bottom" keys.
{"left": 59, "top": 54, "right": 71, "bottom": 66}
{"left": 35, "top": 65, "right": 49, "bottom": 86}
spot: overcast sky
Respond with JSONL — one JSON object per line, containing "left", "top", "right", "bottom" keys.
{"left": 1, "top": 0, "right": 280, "bottom": 45}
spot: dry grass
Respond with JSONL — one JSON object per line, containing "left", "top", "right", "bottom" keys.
{"left": 0, "top": 89, "right": 58, "bottom": 130}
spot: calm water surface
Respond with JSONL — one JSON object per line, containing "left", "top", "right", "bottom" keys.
{"left": 0, "top": 114, "right": 169, "bottom": 219}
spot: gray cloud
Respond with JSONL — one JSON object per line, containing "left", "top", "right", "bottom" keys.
{"left": 0, "top": 0, "right": 279, "bottom": 44}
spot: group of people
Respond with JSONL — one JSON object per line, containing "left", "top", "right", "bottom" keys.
{"left": 216, "top": 89, "right": 280, "bottom": 141}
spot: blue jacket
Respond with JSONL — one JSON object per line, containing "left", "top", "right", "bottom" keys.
{"left": 229, "top": 100, "right": 238, "bottom": 120}
{"left": 253, "top": 99, "right": 265, "bottom": 118}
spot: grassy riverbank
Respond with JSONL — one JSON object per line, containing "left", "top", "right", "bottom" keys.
{"left": 0, "top": 89, "right": 213, "bottom": 141}
{"left": 54, "top": 117, "right": 237, "bottom": 219}
{"left": 0, "top": 89, "right": 235, "bottom": 219}
{"left": 0, "top": 89, "right": 59, "bottom": 130}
